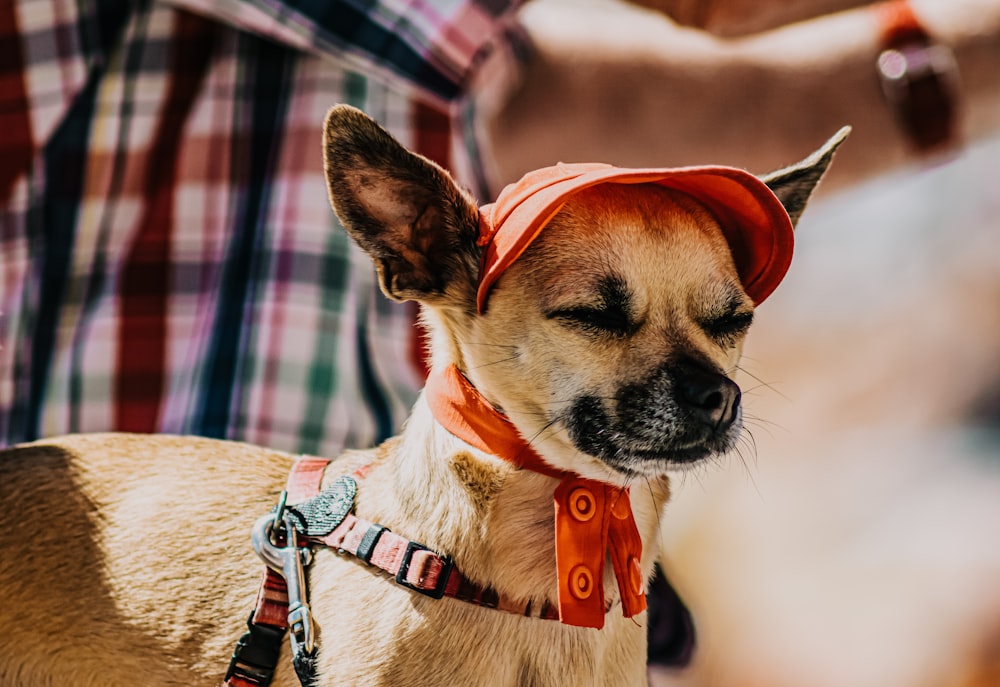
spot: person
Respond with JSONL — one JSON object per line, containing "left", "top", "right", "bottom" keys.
{"left": 0, "top": 0, "right": 525, "bottom": 455}
{"left": 4, "top": 0, "right": 999, "bottom": 465}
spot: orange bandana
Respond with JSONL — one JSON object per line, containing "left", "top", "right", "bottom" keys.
{"left": 426, "top": 364, "right": 645, "bottom": 628}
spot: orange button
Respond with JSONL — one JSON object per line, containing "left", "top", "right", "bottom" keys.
{"left": 610, "top": 492, "right": 631, "bottom": 520}
{"left": 629, "top": 556, "right": 644, "bottom": 596}
{"left": 568, "top": 487, "right": 596, "bottom": 522}
{"left": 569, "top": 565, "right": 594, "bottom": 600}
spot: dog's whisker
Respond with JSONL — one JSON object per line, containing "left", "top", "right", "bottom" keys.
{"left": 741, "top": 414, "right": 788, "bottom": 439}
{"left": 602, "top": 461, "right": 620, "bottom": 486}
{"left": 741, "top": 412, "right": 782, "bottom": 426}
{"left": 523, "top": 417, "right": 562, "bottom": 451}
{"left": 735, "top": 365, "right": 790, "bottom": 402}
{"left": 468, "top": 355, "right": 521, "bottom": 370}
{"left": 672, "top": 461, "right": 710, "bottom": 494}
{"left": 528, "top": 399, "right": 578, "bottom": 407}
{"left": 516, "top": 410, "right": 554, "bottom": 420}
{"left": 464, "top": 341, "right": 519, "bottom": 349}
{"left": 740, "top": 382, "right": 780, "bottom": 396}
{"left": 739, "top": 423, "right": 758, "bottom": 452}
{"left": 642, "top": 477, "right": 666, "bottom": 550}
{"left": 729, "top": 437, "right": 763, "bottom": 499}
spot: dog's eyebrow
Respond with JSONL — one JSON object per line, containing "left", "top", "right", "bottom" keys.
{"left": 542, "top": 274, "right": 633, "bottom": 313}
{"left": 597, "top": 275, "right": 632, "bottom": 313}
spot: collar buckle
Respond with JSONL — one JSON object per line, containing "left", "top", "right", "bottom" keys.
{"left": 395, "top": 541, "right": 453, "bottom": 599}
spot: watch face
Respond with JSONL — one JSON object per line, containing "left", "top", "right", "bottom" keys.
{"left": 877, "top": 40, "right": 962, "bottom": 153}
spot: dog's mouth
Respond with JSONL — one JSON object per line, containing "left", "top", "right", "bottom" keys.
{"left": 563, "top": 388, "right": 742, "bottom": 475}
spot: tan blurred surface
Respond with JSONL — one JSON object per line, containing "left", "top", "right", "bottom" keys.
{"left": 483, "top": 5, "right": 1000, "bottom": 682}
{"left": 650, "top": 135, "right": 1000, "bottom": 686}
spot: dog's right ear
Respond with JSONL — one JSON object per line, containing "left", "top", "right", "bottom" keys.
{"left": 761, "top": 126, "right": 851, "bottom": 228}
{"left": 323, "top": 105, "right": 481, "bottom": 305}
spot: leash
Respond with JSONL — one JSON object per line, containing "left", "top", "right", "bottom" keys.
{"left": 225, "top": 458, "right": 329, "bottom": 687}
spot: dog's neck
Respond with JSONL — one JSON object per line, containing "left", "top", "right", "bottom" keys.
{"left": 424, "top": 364, "right": 566, "bottom": 480}
{"left": 416, "top": 363, "right": 646, "bottom": 629}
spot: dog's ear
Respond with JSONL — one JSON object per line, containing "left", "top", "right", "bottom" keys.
{"left": 322, "top": 104, "right": 481, "bottom": 304}
{"left": 761, "top": 126, "right": 851, "bottom": 227}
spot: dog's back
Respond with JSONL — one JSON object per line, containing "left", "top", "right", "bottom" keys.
{"left": 0, "top": 434, "right": 295, "bottom": 686}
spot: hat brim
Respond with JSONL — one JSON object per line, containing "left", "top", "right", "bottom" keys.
{"left": 477, "top": 163, "right": 794, "bottom": 312}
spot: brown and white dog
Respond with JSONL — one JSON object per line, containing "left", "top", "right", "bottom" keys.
{"left": 0, "top": 106, "right": 846, "bottom": 687}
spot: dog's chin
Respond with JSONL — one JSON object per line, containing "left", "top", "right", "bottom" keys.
{"left": 591, "top": 443, "right": 728, "bottom": 479}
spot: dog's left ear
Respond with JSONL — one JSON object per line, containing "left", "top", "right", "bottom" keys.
{"left": 322, "top": 104, "right": 481, "bottom": 305}
{"left": 761, "top": 126, "right": 851, "bottom": 227}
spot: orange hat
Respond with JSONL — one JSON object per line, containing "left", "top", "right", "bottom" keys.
{"left": 476, "top": 162, "right": 794, "bottom": 311}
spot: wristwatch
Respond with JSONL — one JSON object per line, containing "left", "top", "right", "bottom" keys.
{"left": 875, "top": 0, "right": 962, "bottom": 154}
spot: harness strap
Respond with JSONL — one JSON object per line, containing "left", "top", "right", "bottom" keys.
{"left": 285, "top": 459, "right": 332, "bottom": 501}
{"left": 223, "top": 573, "right": 291, "bottom": 687}
{"left": 226, "top": 456, "right": 572, "bottom": 685}
{"left": 317, "top": 512, "right": 560, "bottom": 620}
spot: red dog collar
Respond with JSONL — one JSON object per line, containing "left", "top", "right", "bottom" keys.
{"left": 477, "top": 161, "right": 795, "bottom": 311}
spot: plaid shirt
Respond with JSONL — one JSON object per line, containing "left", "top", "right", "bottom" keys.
{"left": 0, "top": 0, "right": 518, "bottom": 455}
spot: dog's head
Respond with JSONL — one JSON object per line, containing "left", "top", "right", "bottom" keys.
{"left": 323, "top": 105, "right": 845, "bottom": 484}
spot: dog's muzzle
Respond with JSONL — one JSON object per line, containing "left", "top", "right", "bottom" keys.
{"left": 565, "top": 357, "right": 742, "bottom": 471}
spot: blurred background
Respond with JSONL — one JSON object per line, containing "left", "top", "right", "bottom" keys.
{"left": 652, "top": 132, "right": 1000, "bottom": 686}
{"left": 485, "top": 1, "right": 1000, "bottom": 684}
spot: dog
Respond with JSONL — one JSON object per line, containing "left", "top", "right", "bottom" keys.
{"left": 0, "top": 105, "right": 846, "bottom": 686}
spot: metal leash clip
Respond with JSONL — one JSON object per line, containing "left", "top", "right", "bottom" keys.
{"left": 251, "top": 500, "right": 316, "bottom": 659}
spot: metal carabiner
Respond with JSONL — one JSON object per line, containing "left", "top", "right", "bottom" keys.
{"left": 251, "top": 513, "right": 316, "bottom": 657}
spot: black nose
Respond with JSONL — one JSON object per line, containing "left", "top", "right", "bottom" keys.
{"left": 677, "top": 368, "right": 741, "bottom": 430}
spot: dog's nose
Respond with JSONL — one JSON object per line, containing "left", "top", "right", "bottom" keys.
{"left": 677, "top": 369, "right": 741, "bottom": 430}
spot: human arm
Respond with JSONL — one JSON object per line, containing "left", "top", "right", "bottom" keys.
{"left": 629, "top": 0, "right": 876, "bottom": 38}
{"left": 480, "top": 0, "right": 1000, "bottom": 193}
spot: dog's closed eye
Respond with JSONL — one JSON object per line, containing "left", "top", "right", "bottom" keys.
{"left": 549, "top": 304, "right": 635, "bottom": 337}
{"left": 701, "top": 307, "right": 754, "bottom": 348}
{"left": 545, "top": 276, "right": 638, "bottom": 337}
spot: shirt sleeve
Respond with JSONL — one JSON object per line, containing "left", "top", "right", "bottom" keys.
{"left": 163, "top": 0, "right": 523, "bottom": 105}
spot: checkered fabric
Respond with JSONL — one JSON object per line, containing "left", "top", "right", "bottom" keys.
{"left": 0, "top": 0, "right": 520, "bottom": 454}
